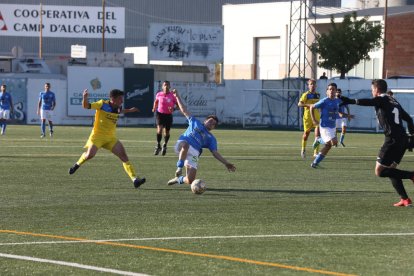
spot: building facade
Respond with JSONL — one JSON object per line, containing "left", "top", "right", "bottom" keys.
{"left": 223, "top": 3, "right": 414, "bottom": 80}
{"left": 0, "top": 0, "right": 340, "bottom": 58}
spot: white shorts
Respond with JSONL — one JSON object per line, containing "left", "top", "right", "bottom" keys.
{"left": 40, "top": 109, "right": 54, "bottom": 121}
{"left": 336, "top": 118, "right": 347, "bottom": 128}
{"left": 174, "top": 140, "right": 200, "bottom": 169}
{"left": 0, "top": 109, "right": 10, "bottom": 120}
{"left": 320, "top": 126, "right": 337, "bottom": 143}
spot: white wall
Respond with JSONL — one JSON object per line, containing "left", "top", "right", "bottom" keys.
{"left": 6, "top": 72, "right": 414, "bottom": 130}
{"left": 223, "top": 2, "right": 290, "bottom": 66}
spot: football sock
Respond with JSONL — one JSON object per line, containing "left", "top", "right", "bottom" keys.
{"left": 379, "top": 168, "right": 414, "bottom": 179}
{"left": 314, "top": 153, "right": 325, "bottom": 165}
{"left": 340, "top": 134, "right": 345, "bottom": 144}
{"left": 177, "top": 160, "right": 184, "bottom": 168}
{"left": 49, "top": 122, "right": 54, "bottom": 133}
{"left": 156, "top": 133, "right": 162, "bottom": 146}
{"left": 314, "top": 138, "right": 321, "bottom": 154}
{"left": 301, "top": 140, "right": 307, "bottom": 152}
{"left": 41, "top": 121, "right": 46, "bottom": 135}
{"left": 178, "top": 176, "right": 184, "bottom": 184}
{"left": 164, "top": 134, "right": 170, "bottom": 145}
{"left": 390, "top": 177, "right": 409, "bottom": 199}
{"left": 1, "top": 123, "right": 6, "bottom": 133}
{"left": 76, "top": 153, "right": 88, "bottom": 165}
{"left": 123, "top": 161, "right": 137, "bottom": 180}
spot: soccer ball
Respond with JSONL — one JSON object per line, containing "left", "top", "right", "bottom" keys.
{"left": 191, "top": 179, "right": 207, "bottom": 194}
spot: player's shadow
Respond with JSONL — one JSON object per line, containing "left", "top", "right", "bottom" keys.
{"left": 205, "top": 188, "right": 391, "bottom": 195}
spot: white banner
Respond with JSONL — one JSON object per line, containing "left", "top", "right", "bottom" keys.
{"left": 149, "top": 23, "right": 224, "bottom": 62}
{"left": 0, "top": 4, "right": 124, "bottom": 38}
{"left": 67, "top": 67, "right": 123, "bottom": 116}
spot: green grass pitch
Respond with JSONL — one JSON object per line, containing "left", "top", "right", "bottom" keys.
{"left": 0, "top": 125, "right": 413, "bottom": 275}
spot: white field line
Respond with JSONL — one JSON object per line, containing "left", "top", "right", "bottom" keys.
{"left": 1, "top": 232, "right": 414, "bottom": 246}
{"left": 0, "top": 253, "right": 149, "bottom": 276}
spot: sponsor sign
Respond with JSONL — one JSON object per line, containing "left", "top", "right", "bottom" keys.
{"left": 0, "top": 4, "right": 124, "bottom": 38}
{"left": 169, "top": 82, "right": 217, "bottom": 118}
{"left": 71, "top": 45, "right": 87, "bottom": 58}
{"left": 124, "top": 68, "right": 154, "bottom": 118}
{"left": 67, "top": 66, "right": 123, "bottom": 116}
{"left": 149, "top": 23, "right": 224, "bottom": 62}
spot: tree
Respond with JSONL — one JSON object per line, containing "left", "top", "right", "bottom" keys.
{"left": 311, "top": 12, "right": 382, "bottom": 79}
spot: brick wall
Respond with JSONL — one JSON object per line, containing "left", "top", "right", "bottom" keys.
{"left": 385, "top": 12, "right": 414, "bottom": 77}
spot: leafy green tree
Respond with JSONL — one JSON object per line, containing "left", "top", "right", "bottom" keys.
{"left": 311, "top": 12, "right": 382, "bottom": 79}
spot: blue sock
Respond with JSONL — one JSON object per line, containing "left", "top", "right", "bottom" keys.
{"left": 340, "top": 134, "right": 344, "bottom": 143}
{"left": 178, "top": 176, "right": 184, "bottom": 184}
{"left": 176, "top": 160, "right": 184, "bottom": 168}
{"left": 314, "top": 153, "right": 325, "bottom": 165}
{"left": 2, "top": 123, "right": 6, "bottom": 133}
{"left": 41, "top": 121, "right": 46, "bottom": 135}
{"left": 49, "top": 125, "right": 54, "bottom": 133}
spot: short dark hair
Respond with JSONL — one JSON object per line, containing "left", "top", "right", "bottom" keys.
{"left": 206, "top": 115, "right": 219, "bottom": 124}
{"left": 45, "top": 82, "right": 51, "bottom": 87}
{"left": 163, "top": 80, "right": 170, "bottom": 86}
{"left": 1, "top": 84, "right": 6, "bottom": 89}
{"left": 337, "top": 88, "right": 342, "bottom": 93}
{"left": 328, "top": 82, "right": 337, "bottom": 89}
{"left": 372, "top": 79, "right": 388, "bottom": 93}
{"left": 109, "top": 89, "right": 124, "bottom": 98}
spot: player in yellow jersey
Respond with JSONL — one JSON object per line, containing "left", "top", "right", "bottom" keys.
{"left": 68, "top": 89, "right": 146, "bottom": 188}
{"left": 298, "top": 79, "right": 322, "bottom": 158}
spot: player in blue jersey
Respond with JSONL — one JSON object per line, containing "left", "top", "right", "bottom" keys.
{"left": 167, "top": 90, "right": 236, "bottom": 186}
{"left": 0, "top": 84, "right": 14, "bottom": 135}
{"left": 310, "top": 83, "right": 354, "bottom": 168}
{"left": 37, "top": 83, "right": 56, "bottom": 138}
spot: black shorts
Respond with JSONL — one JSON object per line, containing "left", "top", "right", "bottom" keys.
{"left": 156, "top": 112, "right": 173, "bottom": 130}
{"left": 377, "top": 136, "right": 408, "bottom": 166}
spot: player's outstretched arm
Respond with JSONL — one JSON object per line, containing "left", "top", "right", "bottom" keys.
{"left": 211, "top": 151, "right": 236, "bottom": 172}
{"left": 173, "top": 89, "right": 191, "bottom": 118}
{"left": 338, "top": 95, "right": 353, "bottom": 104}
{"left": 82, "top": 89, "right": 91, "bottom": 109}
{"left": 122, "top": 107, "right": 139, "bottom": 114}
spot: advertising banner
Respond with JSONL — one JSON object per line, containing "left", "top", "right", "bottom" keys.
{"left": 149, "top": 23, "right": 224, "bottom": 62}
{"left": 0, "top": 4, "right": 125, "bottom": 38}
{"left": 124, "top": 68, "right": 154, "bottom": 118}
{"left": 170, "top": 82, "right": 217, "bottom": 118}
{"left": 67, "top": 66, "right": 123, "bottom": 116}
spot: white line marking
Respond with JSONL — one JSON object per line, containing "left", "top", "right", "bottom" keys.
{"left": 0, "top": 253, "right": 149, "bottom": 276}
{"left": 1, "top": 232, "right": 413, "bottom": 246}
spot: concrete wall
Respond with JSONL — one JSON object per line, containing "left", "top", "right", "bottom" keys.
{"left": 222, "top": 2, "right": 291, "bottom": 80}
{"left": 2, "top": 73, "right": 414, "bottom": 130}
